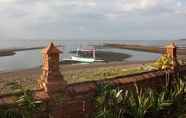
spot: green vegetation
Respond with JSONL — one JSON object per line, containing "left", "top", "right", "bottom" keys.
{"left": 0, "top": 109, "right": 22, "bottom": 118}
{"left": 94, "top": 78, "right": 186, "bottom": 118}
{"left": 16, "top": 90, "right": 42, "bottom": 118}
{"left": 152, "top": 54, "right": 173, "bottom": 70}
{"left": 64, "top": 66, "right": 146, "bottom": 84}
{"left": 0, "top": 77, "right": 37, "bottom": 95}
{"left": 0, "top": 85, "right": 43, "bottom": 118}
{"left": 0, "top": 66, "right": 147, "bottom": 95}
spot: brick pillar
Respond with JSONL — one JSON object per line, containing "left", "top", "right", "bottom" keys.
{"left": 38, "top": 42, "right": 67, "bottom": 94}
{"left": 166, "top": 42, "right": 178, "bottom": 70}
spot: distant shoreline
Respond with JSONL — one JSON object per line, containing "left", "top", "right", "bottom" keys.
{"left": 102, "top": 43, "right": 164, "bottom": 53}
{"left": 0, "top": 45, "right": 62, "bottom": 57}
{"left": 0, "top": 43, "right": 163, "bottom": 58}
{"left": 95, "top": 43, "right": 186, "bottom": 55}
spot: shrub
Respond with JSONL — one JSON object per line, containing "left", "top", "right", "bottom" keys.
{"left": 0, "top": 109, "right": 22, "bottom": 118}
{"left": 16, "top": 89, "right": 42, "bottom": 118}
{"left": 0, "top": 83, "right": 43, "bottom": 118}
{"left": 94, "top": 78, "right": 186, "bottom": 118}
{"left": 153, "top": 54, "right": 172, "bottom": 70}
{"left": 95, "top": 84, "right": 130, "bottom": 118}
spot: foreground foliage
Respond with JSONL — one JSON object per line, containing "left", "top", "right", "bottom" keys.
{"left": 0, "top": 85, "right": 43, "bottom": 118}
{"left": 94, "top": 78, "right": 186, "bottom": 118}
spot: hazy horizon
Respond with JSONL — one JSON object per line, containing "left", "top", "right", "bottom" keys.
{"left": 0, "top": 0, "right": 186, "bottom": 40}
{"left": 0, "top": 38, "right": 183, "bottom": 41}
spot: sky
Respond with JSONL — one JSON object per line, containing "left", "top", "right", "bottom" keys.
{"left": 0, "top": 0, "right": 186, "bottom": 40}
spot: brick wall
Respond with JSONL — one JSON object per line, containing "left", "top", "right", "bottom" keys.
{"left": 48, "top": 69, "right": 181, "bottom": 118}
{"left": 0, "top": 42, "right": 183, "bottom": 118}
{"left": 45, "top": 42, "right": 180, "bottom": 118}
{"left": 0, "top": 68, "right": 183, "bottom": 118}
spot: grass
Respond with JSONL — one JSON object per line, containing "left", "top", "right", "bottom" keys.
{"left": 63, "top": 66, "right": 147, "bottom": 84}
{"left": 0, "top": 65, "right": 147, "bottom": 95}
{"left": 0, "top": 78, "right": 37, "bottom": 95}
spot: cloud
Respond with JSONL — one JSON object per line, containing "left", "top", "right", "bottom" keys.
{"left": 0, "top": 0, "right": 186, "bottom": 40}
{"left": 117, "top": 0, "right": 160, "bottom": 12}
{"left": 0, "top": 0, "right": 16, "bottom": 3}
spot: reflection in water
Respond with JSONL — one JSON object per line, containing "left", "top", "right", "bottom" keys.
{"left": 0, "top": 39, "right": 183, "bottom": 71}
{"left": 0, "top": 48, "right": 160, "bottom": 72}
{"left": 0, "top": 50, "right": 42, "bottom": 72}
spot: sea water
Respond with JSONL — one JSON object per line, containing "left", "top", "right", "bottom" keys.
{"left": 0, "top": 39, "right": 184, "bottom": 71}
